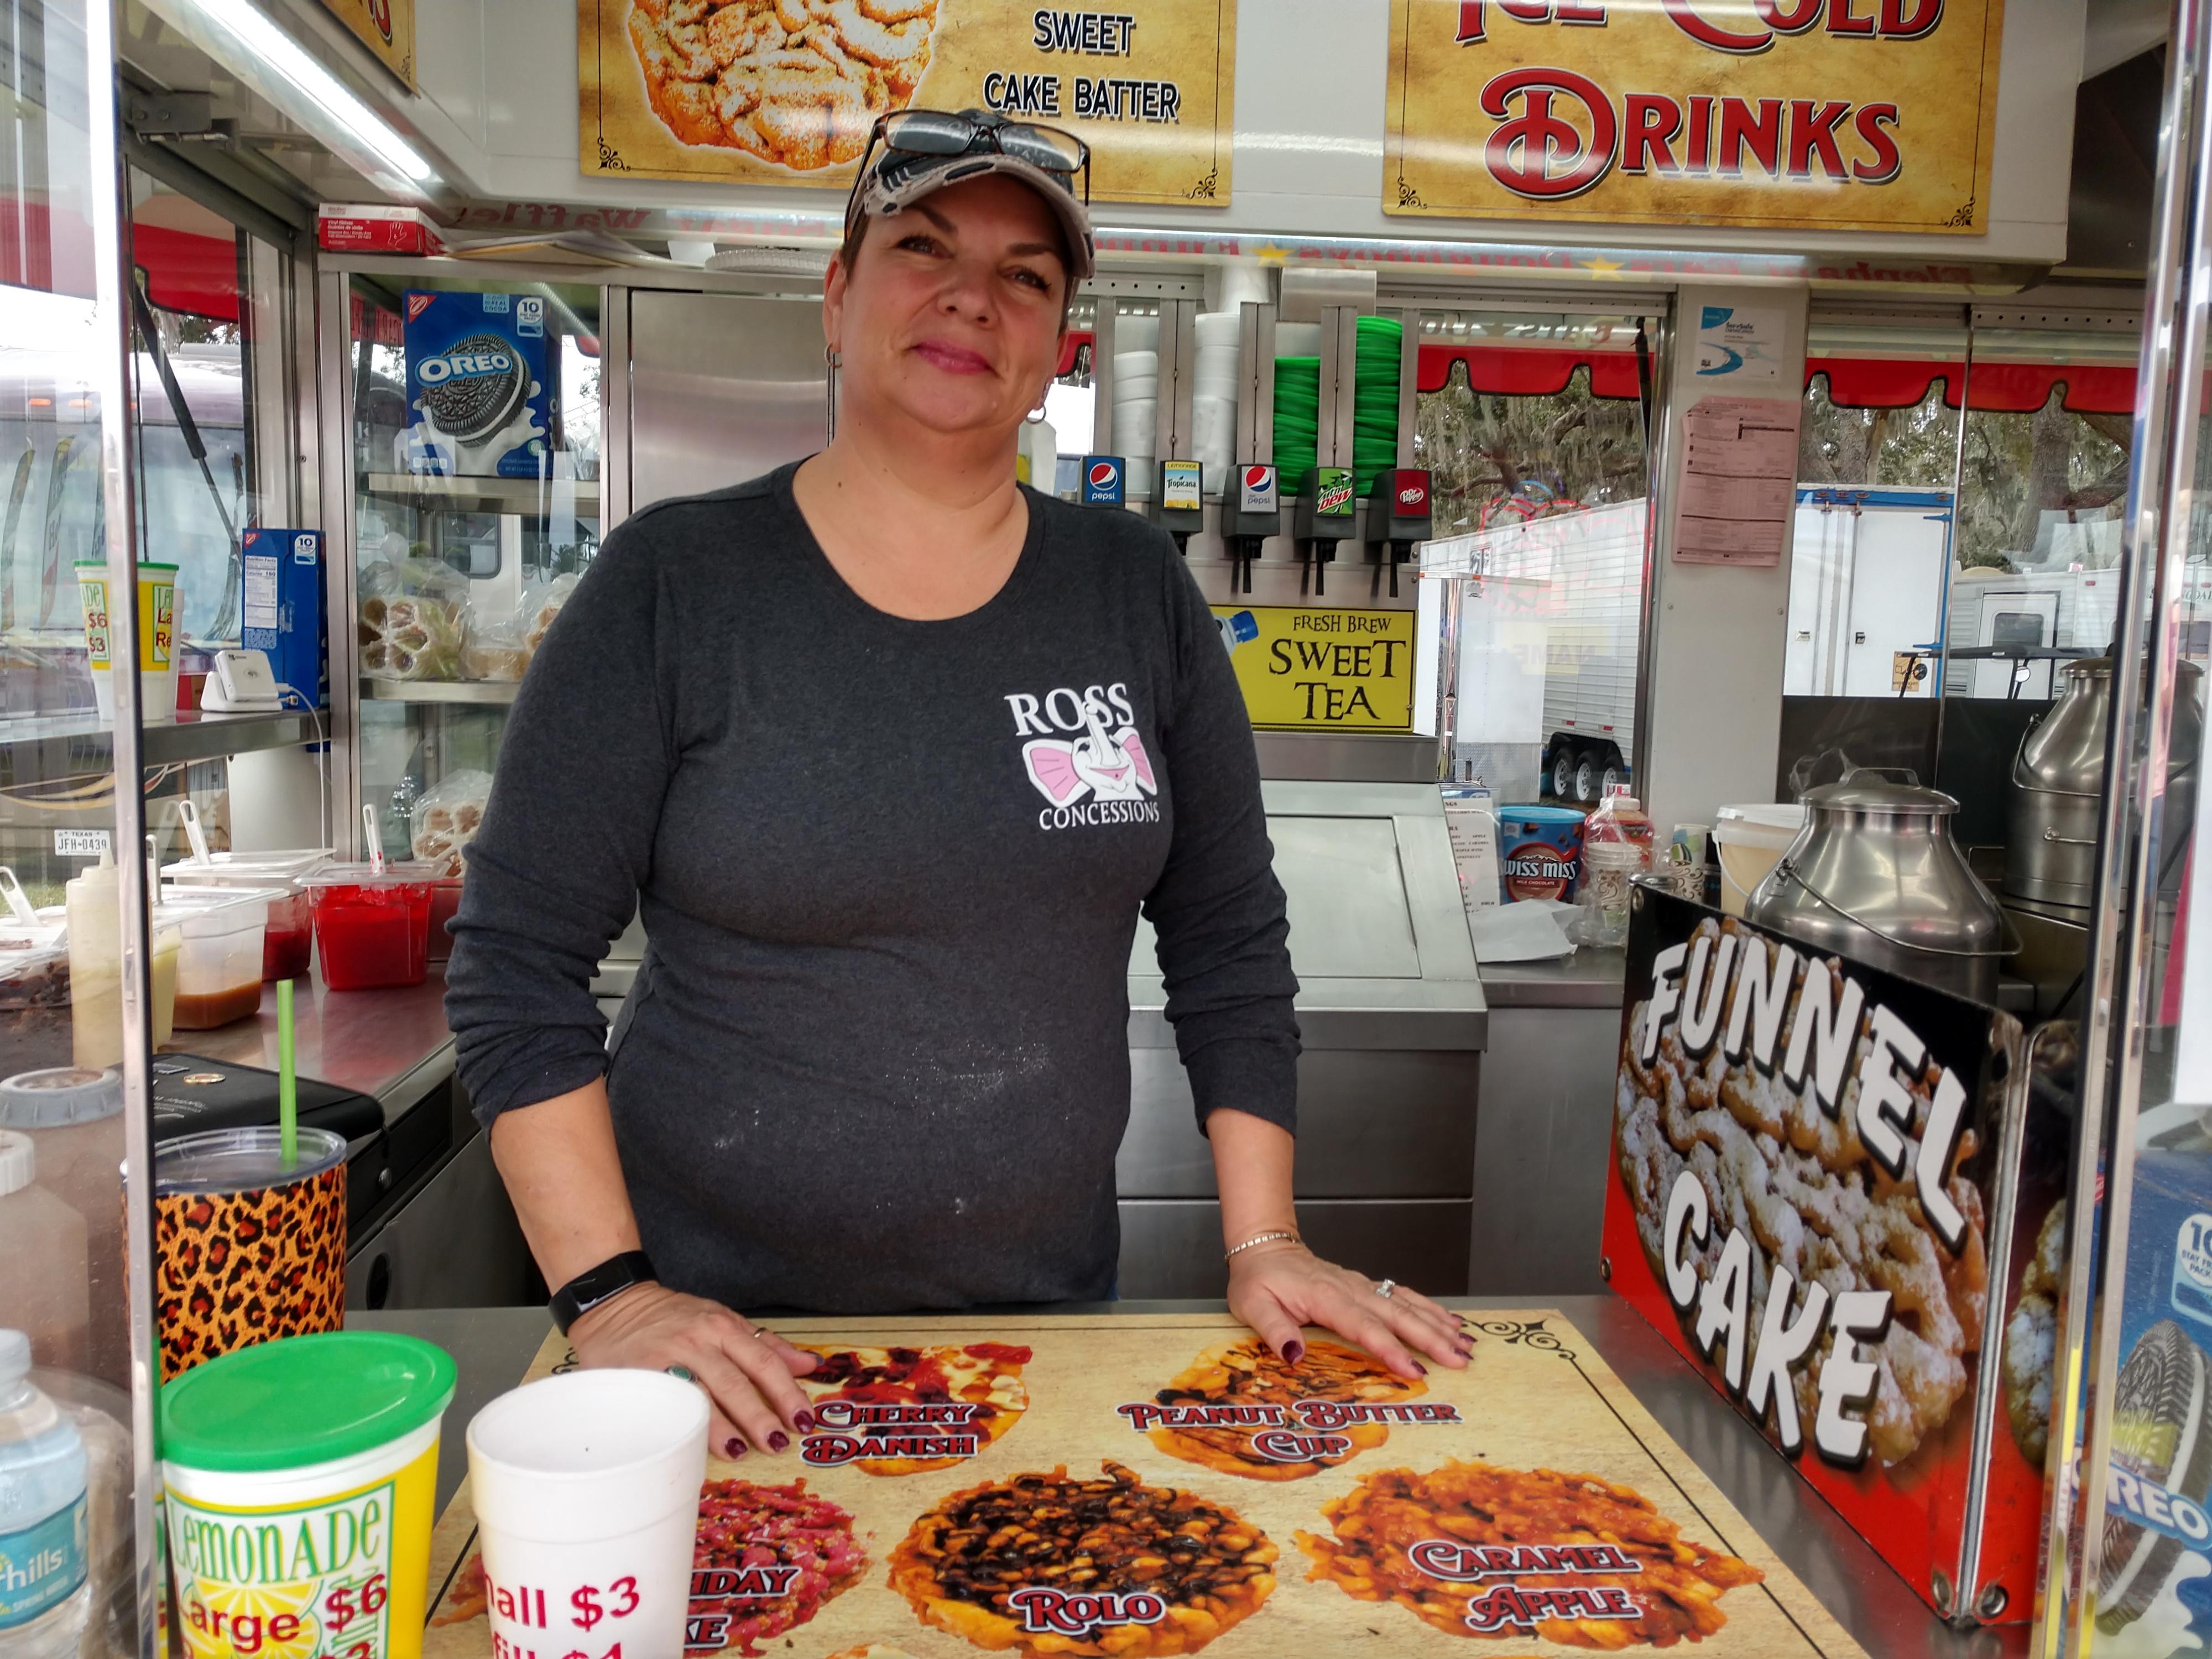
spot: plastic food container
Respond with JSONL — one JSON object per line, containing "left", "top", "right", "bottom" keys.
{"left": 160, "top": 1331, "right": 456, "bottom": 1659}
{"left": 162, "top": 850, "right": 332, "bottom": 982}
{"left": 1714, "top": 802, "right": 1810, "bottom": 917}
{"left": 0, "top": 945, "right": 73, "bottom": 1078}
{"left": 158, "top": 892, "right": 278, "bottom": 1030}
{"left": 426, "top": 879, "right": 462, "bottom": 965}
{"left": 302, "top": 863, "right": 440, "bottom": 990}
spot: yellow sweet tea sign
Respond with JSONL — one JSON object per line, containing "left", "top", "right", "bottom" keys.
{"left": 1385, "top": 0, "right": 2004, "bottom": 233}
{"left": 581, "top": 1, "right": 1234, "bottom": 205}
{"left": 1214, "top": 606, "right": 1418, "bottom": 732}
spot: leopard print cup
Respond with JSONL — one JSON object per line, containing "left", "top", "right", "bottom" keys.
{"left": 154, "top": 1128, "right": 347, "bottom": 1381}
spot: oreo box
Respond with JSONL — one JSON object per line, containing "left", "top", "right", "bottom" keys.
{"left": 239, "top": 528, "right": 325, "bottom": 709}
{"left": 2103, "top": 1146, "right": 2212, "bottom": 1643}
{"left": 402, "top": 290, "right": 550, "bottom": 479}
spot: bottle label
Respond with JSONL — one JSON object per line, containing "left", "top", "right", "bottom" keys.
{"left": 0, "top": 1494, "right": 88, "bottom": 1630}
{"left": 166, "top": 1435, "right": 437, "bottom": 1659}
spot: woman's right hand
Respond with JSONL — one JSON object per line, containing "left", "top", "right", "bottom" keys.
{"left": 568, "top": 1283, "right": 819, "bottom": 1460}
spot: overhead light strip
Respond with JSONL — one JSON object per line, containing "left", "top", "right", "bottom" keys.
{"left": 142, "top": 0, "right": 439, "bottom": 201}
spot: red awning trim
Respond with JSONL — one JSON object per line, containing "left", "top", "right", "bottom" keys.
{"left": 1806, "top": 356, "right": 2136, "bottom": 415}
{"left": 1417, "top": 343, "right": 1642, "bottom": 399}
{"left": 132, "top": 223, "right": 239, "bottom": 324}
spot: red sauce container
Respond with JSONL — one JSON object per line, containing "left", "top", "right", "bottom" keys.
{"left": 161, "top": 850, "right": 332, "bottom": 983}
{"left": 301, "top": 862, "right": 441, "bottom": 990}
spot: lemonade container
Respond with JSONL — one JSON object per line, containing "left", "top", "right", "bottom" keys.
{"left": 159, "top": 1332, "right": 456, "bottom": 1659}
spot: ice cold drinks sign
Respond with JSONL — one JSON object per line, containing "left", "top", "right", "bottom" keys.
{"left": 1385, "top": 0, "right": 2004, "bottom": 232}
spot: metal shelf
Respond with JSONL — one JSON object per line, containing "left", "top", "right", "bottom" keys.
{"left": 0, "top": 708, "right": 321, "bottom": 774}
{"left": 361, "top": 472, "right": 601, "bottom": 514}
{"left": 361, "top": 679, "right": 521, "bottom": 705}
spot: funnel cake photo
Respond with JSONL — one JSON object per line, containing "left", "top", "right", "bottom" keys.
{"left": 888, "top": 1462, "right": 1276, "bottom": 1656}
{"left": 1144, "top": 1335, "right": 1427, "bottom": 1481}
{"left": 1296, "top": 1460, "right": 1764, "bottom": 1647}
{"left": 793, "top": 1340, "right": 1032, "bottom": 1474}
{"left": 1614, "top": 915, "right": 1989, "bottom": 1467}
{"left": 627, "top": 0, "right": 939, "bottom": 170}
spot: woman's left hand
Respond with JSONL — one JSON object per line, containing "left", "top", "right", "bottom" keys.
{"left": 1227, "top": 1241, "right": 1473, "bottom": 1381}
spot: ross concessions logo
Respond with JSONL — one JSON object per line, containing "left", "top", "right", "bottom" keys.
{"left": 1007, "top": 682, "right": 1161, "bottom": 830}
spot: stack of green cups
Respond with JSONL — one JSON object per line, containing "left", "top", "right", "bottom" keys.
{"left": 1354, "top": 315, "right": 1403, "bottom": 497}
{"left": 1273, "top": 357, "right": 1320, "bottom": 493}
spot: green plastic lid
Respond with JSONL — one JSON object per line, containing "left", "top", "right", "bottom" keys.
{"left": 159, "top": 1331, "right": 456, "bottom": 1472}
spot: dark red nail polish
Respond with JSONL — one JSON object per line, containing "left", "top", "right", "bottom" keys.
{"left": 1413, "top": 1361, "right": 1429, "bottom": 1376}
{"left": 795, "top": 1411, "right": 816, "bottom": 1433}
{"left": 723, "top": 1438, "right": 745, "bottom": 1458}
{"left": 768, "top": 1431, "right": 790, "bottom": 1453}
{"left": 1282, "top": 1340, "right": 1305, "bottom": 1365}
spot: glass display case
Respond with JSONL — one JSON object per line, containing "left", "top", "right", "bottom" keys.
{"left": 340, "top": 275, "right": 602, "bottom": 869}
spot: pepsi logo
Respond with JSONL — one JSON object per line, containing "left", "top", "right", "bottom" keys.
{"left": 1089, "top": 461, "right": 1119, "bottom": 487}
{"left": 1244, "top": 464, "right": 1271, "bottom": 491}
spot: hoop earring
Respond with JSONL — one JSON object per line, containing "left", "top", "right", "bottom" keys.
{"left": 1025, "top": 398, "right": 1048, "bottom": 423}
{"left": 826, "top": 346, "right": 842, "bottom": 369}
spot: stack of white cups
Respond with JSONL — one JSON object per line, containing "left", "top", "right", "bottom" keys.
{"left": 1113, "top": 347, "right": 1157, "bottom": 498}
{"left": 1192, "top": 311, "right": 1241, "bottom": 498}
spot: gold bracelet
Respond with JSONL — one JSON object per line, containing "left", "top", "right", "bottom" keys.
{"left": 1224, "top": 1229, "right": 1300, "bottom": 1262}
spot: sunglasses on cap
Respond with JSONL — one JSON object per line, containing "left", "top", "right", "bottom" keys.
{"left": 861, "top": 109, "right": 1090, "bottom": 199}
{"left": 845, "top": 109, "right": 1095, "bottom": 277}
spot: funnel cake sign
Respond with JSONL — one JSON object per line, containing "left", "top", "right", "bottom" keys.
{"left": 1384, "top": 0, "right": 2005, "bottom": 233}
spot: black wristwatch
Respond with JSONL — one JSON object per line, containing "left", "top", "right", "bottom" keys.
{"left": 551, "top": 1250, "right": 659, "bottom": 1335}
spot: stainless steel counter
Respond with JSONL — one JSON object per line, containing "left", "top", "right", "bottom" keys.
{"left": 358, "top": 1293, "right": 2021, "bottom": 1659}
{"left": 164, "top": 973, "right": 456, "bottom": 1122}
{"left": 1479, "top": 946, "right": 1630, "bottom": 1009}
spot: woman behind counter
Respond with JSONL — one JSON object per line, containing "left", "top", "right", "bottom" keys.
{"left": 446, "top": 109, "right": 1470, "bottom": 1460}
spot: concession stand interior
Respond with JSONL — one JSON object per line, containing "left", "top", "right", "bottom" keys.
{"left": 9, "top": 0, "right": 2212, "bottom": 1656}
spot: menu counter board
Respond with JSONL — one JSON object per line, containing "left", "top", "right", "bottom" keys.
{"left": 424, "top": 1311, "right": 1869, "bottom": 1657}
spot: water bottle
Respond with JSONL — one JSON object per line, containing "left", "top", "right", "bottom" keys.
{"left": 0, "top": 1331, "right": 89, "bottom": 1659}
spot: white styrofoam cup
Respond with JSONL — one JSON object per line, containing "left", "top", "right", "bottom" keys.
{"left": 466, "top": 1370, "right": 709, "bottom": 1659}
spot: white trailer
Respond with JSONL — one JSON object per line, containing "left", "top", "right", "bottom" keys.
{"left": 1785, "top": 489, "right": 1953, "bottom": 698}
{"left": 1422, "top": 500, "right": 1647, "bottom": 802}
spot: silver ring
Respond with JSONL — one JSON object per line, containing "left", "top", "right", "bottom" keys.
{"left": 665, "top": 1364, "right": 696, "bottom": 1381}
{"left": 1375, "top": 1279, "right": 1397, "bottom": 1300}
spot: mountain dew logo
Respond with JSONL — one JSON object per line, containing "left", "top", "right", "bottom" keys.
{"left": 1314, "top": 468, "right": 1355, "bottom": 516}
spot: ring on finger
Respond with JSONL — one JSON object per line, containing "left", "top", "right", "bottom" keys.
{"left": 1375, "top": 1278, "right": 1397, "bottom": 1300}
{"left": 665, "top": 1364, "right": 697, "bottom": 1382}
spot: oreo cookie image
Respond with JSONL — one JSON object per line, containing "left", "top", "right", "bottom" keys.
{"left": 415, "top": 333, "right": 527, "bottom": 444}
{"left": 402, "top": 290, "right": 550, "bottom": 479}
{"left": 2099, "top": 1319, "right": 2212, "bottom": 1634}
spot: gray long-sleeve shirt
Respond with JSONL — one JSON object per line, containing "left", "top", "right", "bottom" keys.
{"left": 445, "top": 462, "right": 1298, "bottom": 1313}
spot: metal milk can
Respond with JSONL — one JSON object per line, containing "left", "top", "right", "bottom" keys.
{"left": 2007, "top": 658, "right": 2203, "bottom": 910}
{"left": 1747, "top": 773, "right": 2010, "bottom": 1004}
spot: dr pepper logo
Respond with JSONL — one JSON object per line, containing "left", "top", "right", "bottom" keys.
{"left": 1452, "top": 1, "right": 1938, "bottom": 202}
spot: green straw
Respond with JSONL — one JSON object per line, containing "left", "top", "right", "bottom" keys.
{"left": 278, "top": 978, "right": 297, "bottom": 1170}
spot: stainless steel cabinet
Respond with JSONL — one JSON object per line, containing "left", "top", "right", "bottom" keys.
{"left": 1120, "top": 781, "right": 1486, "bottom": 1296}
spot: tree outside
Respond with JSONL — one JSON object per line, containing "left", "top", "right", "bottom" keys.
{"left": 1798, "top": 375, "right": 2128, "bottom": 572}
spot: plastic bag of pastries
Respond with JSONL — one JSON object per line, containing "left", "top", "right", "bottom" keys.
{"left": 409, "top": 769, "right": 494, "bottom": 877}
{"left": 358, "top": 557, "right": 468, "bottom": 682}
